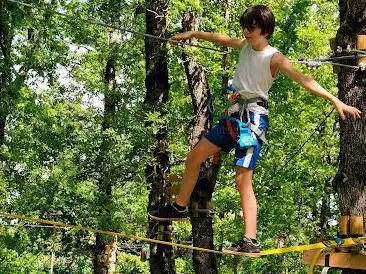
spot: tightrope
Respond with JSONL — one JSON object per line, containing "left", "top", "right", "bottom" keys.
{"left": 1, "top": 212, "right": 365, "bottom": 257}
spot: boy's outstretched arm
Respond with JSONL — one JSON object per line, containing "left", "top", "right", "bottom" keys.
{"left": 170, "top": 31, "right": 246, "bottom": 49}
{"left": 272, "top": 52, "right": 362, "bottom": 120}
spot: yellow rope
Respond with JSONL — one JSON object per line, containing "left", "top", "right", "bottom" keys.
{"left": 260, "top": 237, "right": 365, "bottom": 255}
{"left": 307, "top": 248, "right": 325, "bottom": 274}
{"left": 0, "top": 212, "right": 224, "bottom": 255}
{"left": 1, "top": 212, "right": 365, "bottom": 257}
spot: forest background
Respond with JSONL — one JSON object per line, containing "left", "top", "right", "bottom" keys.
{"left": 0, "top": 0, "right": 344, "bottom": 273}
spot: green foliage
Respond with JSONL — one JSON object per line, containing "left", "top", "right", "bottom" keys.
{"left": 1, "top": 0, "right": 343, "bottom": 272}
{"left": 116, "top": 253, "right": 149, "bottom": 274}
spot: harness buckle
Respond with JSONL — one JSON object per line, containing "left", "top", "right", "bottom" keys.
{"left": 238, "top": 121, "right": 258, "bottom": 148}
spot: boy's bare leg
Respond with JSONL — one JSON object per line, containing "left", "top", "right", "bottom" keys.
{"left": 175, "top": 137, "right": 221, "bottom": 206}
{"left": 235, "top": 167, "right": 257, "bottom": 239}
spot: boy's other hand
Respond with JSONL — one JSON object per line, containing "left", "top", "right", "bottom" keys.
{"left": 334, "top": 100, "right": 362, "bottom": 120}
{"left": 228, "top": 91, "right": 240, "bottom": 104}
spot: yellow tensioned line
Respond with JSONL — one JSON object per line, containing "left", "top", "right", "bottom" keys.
{"left": 0, "top": 212, "right": 365, "bottom": 257}
{"left": 308, "top": 248, "right": 326, "bottom": 274}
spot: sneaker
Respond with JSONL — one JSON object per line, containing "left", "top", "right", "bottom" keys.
{"left": 148, "top": 204, "right": 190, "bottom": 222}
{"left": 225, "top": 236, "right": 261, "bottom": 257}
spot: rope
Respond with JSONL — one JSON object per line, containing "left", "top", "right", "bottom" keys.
{"left": 307, "top": 248, "right": 325, "bottom": 274}
{"left": 2, "top": 223, "right": 69, "bottom": 229}
{"left": 1, "top": 212, "right": 365, "bottom": 257}
{"left": 0, "top": 212, "right": 224, "bottom": 255}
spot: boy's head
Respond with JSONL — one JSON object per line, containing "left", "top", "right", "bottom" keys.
{"left": 240, "top": 5, "right": 275, "bottom": 40}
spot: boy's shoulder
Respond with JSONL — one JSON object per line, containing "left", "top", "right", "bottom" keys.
{"left": 270, "top": 50, "right": 288, "bottom": 68}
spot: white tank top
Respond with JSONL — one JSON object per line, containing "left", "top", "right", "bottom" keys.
{"left": 229, "top": 43, "right": 279, "bottom": 115}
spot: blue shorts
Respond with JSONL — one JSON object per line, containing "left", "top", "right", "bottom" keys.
{"left": 206, "top": 111, "right": 269, "bottom": 170}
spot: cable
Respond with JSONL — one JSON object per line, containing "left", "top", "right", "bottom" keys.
{"left": 292, "top": 60, "right": 360, "bottom": 70}
{"left": 7, "top": 0, "right": 366, "bottom": 70}
{"left": 324, "top": 54, "right": 366, "bottom": 61}
{"left": 350, "top": 49, "right": 366, "bottom": 55}
{"left": 300, "top": 54, "right": 366, "bottom": 62}
{"left": 1, "top": 223, "right": 70, "bottom": 229}
{"left": 274, "top": 108, "right": 335, "bottom": 175}
{"left": 6, "top": 0, "right": 228, "bottom": 54}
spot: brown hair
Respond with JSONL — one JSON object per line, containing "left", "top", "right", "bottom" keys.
{"left": 240, "top": 5, "right": 275, "bottom": 39}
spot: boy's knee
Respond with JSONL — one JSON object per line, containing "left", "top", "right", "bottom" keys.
{"left": 236, "top": 167, "right": 253, "bottom": 176}
{"left": 235, "top": 167, "right": 253, "bottom": 188}
{"left": 236, "top": 178, "right": 251, "bottom": 188}
{"left": 186, "top": 150, "right": 204, "bottom": 167}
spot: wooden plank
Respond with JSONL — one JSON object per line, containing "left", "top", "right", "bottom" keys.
{"left": 303, "top": 250, "right": 366, "bottom": 270}
{"left": 357, "top": 35, "right": 366, "bottom": 50}
{"left": 357, "top": 35, "right": 366, "bottom": 67}
{"left": 357, "top": 56, "right": 366, "bottom": 67}
{"left": 350, "top": 216, "right": 364, "bottom": 235}
{"left": 339, "top": 216, "right": 350, "bottom": 236}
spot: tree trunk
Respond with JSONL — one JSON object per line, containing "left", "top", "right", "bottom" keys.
{"left": 333, "top": 1, "right": 366, "bottom": 273}
{"left": 181, "top": 11, "right": 220, "bottom": 274}
{"left": 93, "top": 34, "right": 119, "bottom": 274}
{"left": 144, "top": 1, "right": 175, "bottom": 273}
{"left": 0, "top": 2, "right": 13, "bottom": 167}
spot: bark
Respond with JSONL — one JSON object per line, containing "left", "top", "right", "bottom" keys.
{"left": 93, "top": 36, "right": 119, "bottom": 274}
{"left": 333, "top": 1, "right": 366, "bottom": 273}
{"left": 144, "top": 1, "right": 175, "bottom": 273}
{"left": 181, "top": 11, "right": 220, "bottom": 274}
{"left": 319, "top": 187, "right": 331, "bottom": 236}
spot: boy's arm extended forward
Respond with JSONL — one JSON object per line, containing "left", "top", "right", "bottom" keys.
{"left": 272, "top": 52, "right": 362, "bottom": 120}
{"left": 171, "top": 31, "right": 246, "bottom": 49}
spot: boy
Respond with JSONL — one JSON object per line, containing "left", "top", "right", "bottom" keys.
{"left": 149, "top": 5, "right": 361, "bottom": 253}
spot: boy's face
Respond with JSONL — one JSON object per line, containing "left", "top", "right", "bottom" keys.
{"left": 242, "top": 26, "right": 267, "bottom": 42}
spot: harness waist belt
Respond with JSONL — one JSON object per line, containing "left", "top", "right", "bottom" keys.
{"left": 236, "top": 97, "right": 268, "bottom": 109}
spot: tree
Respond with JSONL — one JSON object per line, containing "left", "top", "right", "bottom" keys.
{"left": 93, "top": 32, "right": 119, "bottom": 273}
{"left": 333, "top": 0, "right": 366, "bottom": 273}
{"left": 180, "top": 9, "right": 220, "bottom": 274}
{"left": 144, "top": 1, "right": 175, "bottom": 273}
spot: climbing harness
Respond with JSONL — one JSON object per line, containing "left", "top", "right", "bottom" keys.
{"left": 223, "top": 96, "right": 268, "bottom": 146}
{"left": 208, "top": 85, "right": 270, "bottom": 166}
{"left": 209, "top": 86, "right": 268, "bottom": 147}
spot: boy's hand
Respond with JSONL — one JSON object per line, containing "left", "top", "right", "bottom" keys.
{"left": 334, "top": 100, "right": 362, "bottom": 120}
{"left": 170, "top": 31, "right": 195, "bottom": 44}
